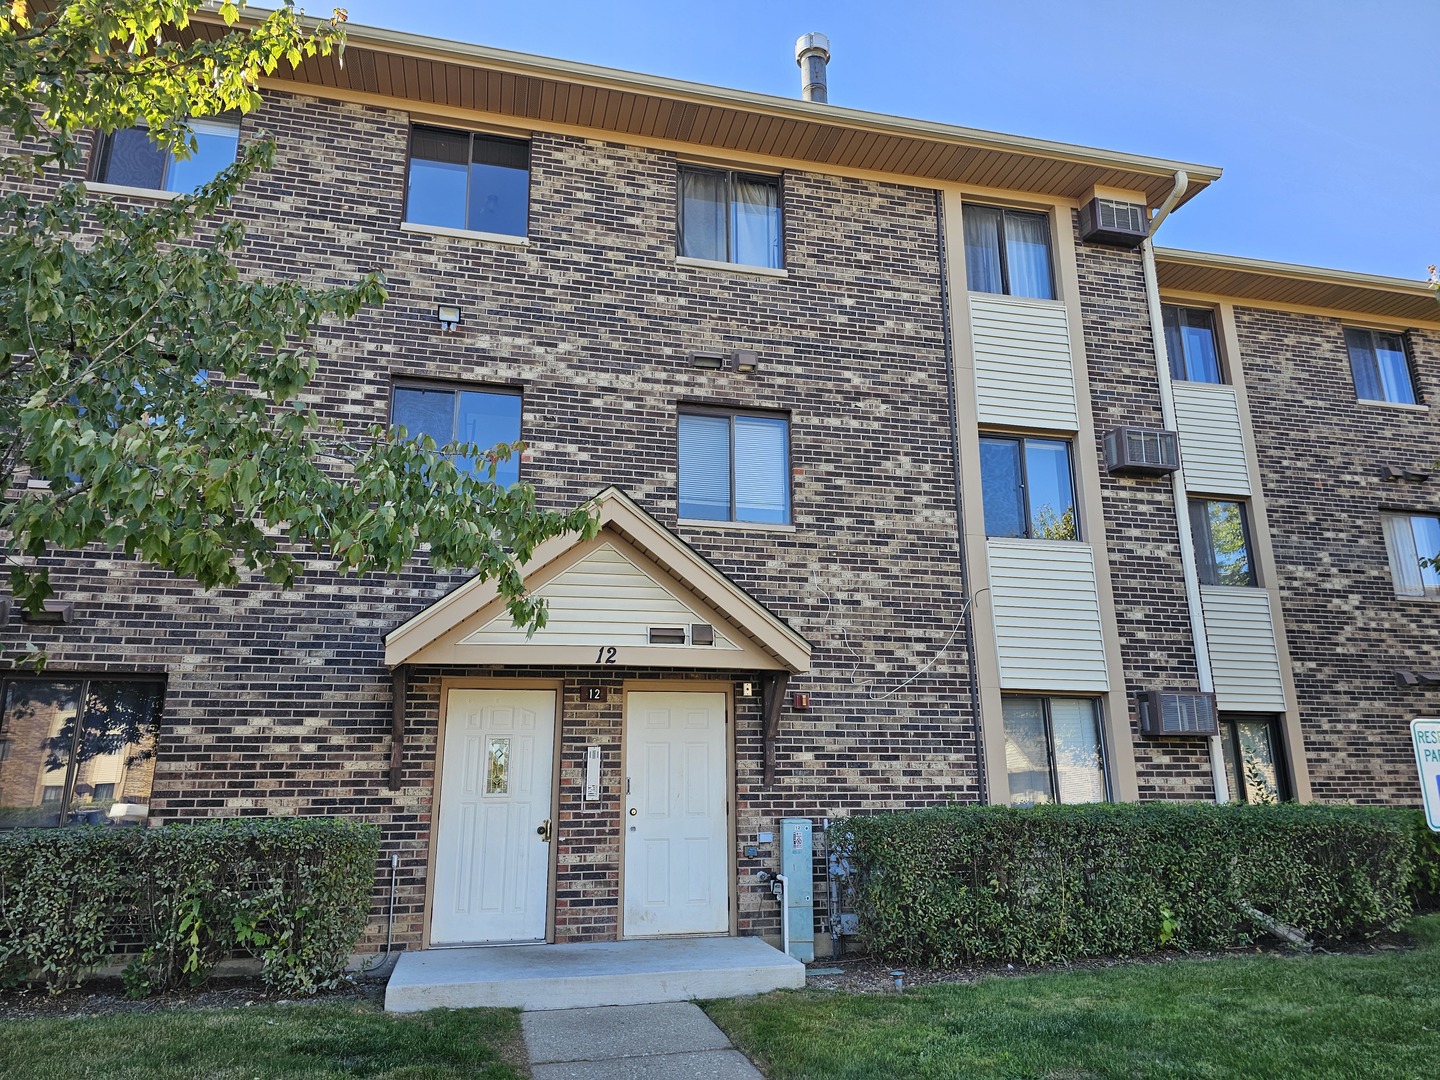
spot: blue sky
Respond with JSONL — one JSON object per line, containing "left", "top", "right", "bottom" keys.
{"left": 337, "top": 0, "right": 1437, "bottom": 281}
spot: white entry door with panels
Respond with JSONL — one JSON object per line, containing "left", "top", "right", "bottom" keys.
{"left": 431, "top": 689, "right": 555, "bottom": 946}
{"left": 624, "top": 691, "right": 729, "bottom": 937}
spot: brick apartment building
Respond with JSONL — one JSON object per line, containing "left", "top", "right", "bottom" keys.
{"left": 2, "top": 20, "right": 1437, "bottom": 955}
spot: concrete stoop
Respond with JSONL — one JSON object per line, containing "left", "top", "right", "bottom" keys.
{"left": 383, "top": 935, "right": 805, "bottom": 1012}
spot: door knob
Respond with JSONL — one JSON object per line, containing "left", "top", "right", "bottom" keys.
{"left": 536, "top": 818, "right": 553, "bottom": 842}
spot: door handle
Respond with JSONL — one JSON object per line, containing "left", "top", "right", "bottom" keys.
{"left": 536, "top": 818, "right": 552, "bottom": 842}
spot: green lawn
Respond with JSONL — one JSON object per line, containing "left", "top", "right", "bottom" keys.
{"left": 0, "top": 999, "right": 526, "bottom": 1080}
{"left": 704, "top": 916, "right": 1440, "bottom": 1080}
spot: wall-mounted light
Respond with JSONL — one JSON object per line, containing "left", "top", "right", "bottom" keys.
{"left": 732, "top": 350, "right": 760, "bottom": 373}
{"left": 792, "top": 691, "right": 811, "bottom": 710}
{"left": 22, "top": 600, "right": 74, "bottom": 625}
{"left": 435, "top": 304, "right": 462, "bottom": 332}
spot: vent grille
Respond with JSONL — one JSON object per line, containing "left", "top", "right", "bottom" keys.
{"left": 1104, "top": 427, "right": 1180, "bottom": 476}
{"left": 1137, "top": 691, "right": 1218, "bottom": 737}
{"left": 648, "top": 626, "right": 687, "bottom": 645}
{"left": 1079, "top": 197, "right": 1149, "bottom": 248}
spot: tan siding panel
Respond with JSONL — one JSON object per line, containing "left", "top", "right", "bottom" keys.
{"left": 1173, "top": 382, "right": 1252, "bottom": 495}
{"left": 988, "top": 540, "right": 1108, "bottom": 692}
{"left": 1200, "top": 587, "right": 1287, "bottom": 711}
{"left": 970, "top": 295, "right": 1079, "bottom": 430}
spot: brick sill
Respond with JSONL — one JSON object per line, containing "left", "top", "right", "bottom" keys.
{"left": 86, "top": 182, "right": 183, "bottom": 202}
{"left": 1356, "top": 398, "right": 1430, "bottom": 414}
{"left": 400, "top": 221, "right": 529, "bottom": 246}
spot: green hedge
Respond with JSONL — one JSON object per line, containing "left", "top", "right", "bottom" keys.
{"left": 0, "top": 818, "right": 379, "bottom": 996}
{"left": 830, "top": 803, "right": 1415, "bottom": 966}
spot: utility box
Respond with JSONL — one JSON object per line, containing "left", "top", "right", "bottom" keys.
{"left": 780, "top": 817, "right": 815, "bottom": 962}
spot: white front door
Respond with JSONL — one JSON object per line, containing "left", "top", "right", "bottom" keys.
{"left": 431, "top": 689, "right": 555, "bottom": 945}
{"left": 623, "top": 691, "right": 729, "bottom": 937}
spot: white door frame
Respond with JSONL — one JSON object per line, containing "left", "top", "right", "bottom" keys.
{"left": 422, "top": 678, "right": 563, "bottom": 949}
{"left": 619, "top": 681, "right": 737, "bottom": 939}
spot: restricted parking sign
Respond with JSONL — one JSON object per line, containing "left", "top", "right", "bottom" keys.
{"left": 1411, "top": 718, "right": 1440, "bottom": 831}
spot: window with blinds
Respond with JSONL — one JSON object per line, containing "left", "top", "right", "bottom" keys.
{"left": 678, "top": 410, "right": 790, "bottom": 524}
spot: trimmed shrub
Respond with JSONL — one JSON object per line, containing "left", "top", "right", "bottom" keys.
{"left": 0, "top": 818, "right": 378, "bottom": 995}
{"left": 1410, "top": 810, "right": 1440, "bottom": 912}
{"left": 830, "top": 803, "right": 1415, "bottom": 966}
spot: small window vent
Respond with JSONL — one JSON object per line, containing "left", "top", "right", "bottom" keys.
{"left": 1136, "top": 691, "right": 1218, "bottom": 737}
{"left": 1104, "top": 427, "right": 1180, "bottom": 476}
{"left": 691, "top": 624, "right": 715, "bottom": 646}
{"left": 1079, "top": 197, "right": 1148, "bottom": 248}
{"left": 648, "top": 626, "right": 687, "bottom": 645}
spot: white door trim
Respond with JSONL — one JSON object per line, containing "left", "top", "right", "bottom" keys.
{"left": 423, "top": 678, "right": 563, "bottom": 949}
{"left": 620, "top": 683, "right": 735, "bottom": 939}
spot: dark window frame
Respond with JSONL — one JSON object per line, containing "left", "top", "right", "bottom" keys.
{"left": 0, "top": 674, "right": 166, "bottom": 829}
{"left": 676, "top": 405, "right": 793, "bottom": 525}
{"left": 403, "top": 124, "right": 532, "bottom": 237}
{"left": 962, "top": 203, "right": 1057, "bottom": 300}
{"left": 1218, "top": 713, "right": 1290, "bottom": 803}
{"left": 388, "top": 379, "right": 525, "bottom": 485}
{"left": 978, "top": 433, "right": 1081, "bottom": 541}
{"left": 1001, "top": 695, "right": 1111, "bottom": 806}
{"left": 91, "top": 115, "right": 241, "bottom": 192}
{"left": 1344, "top": 325, "right": 1418, "bottom": 405}
{"left": 1161, "top": 303, "right": 1226, "bottom": 384}
{"left": 676, "top": 164, "right": 785, "bottom": 269}
{"left": 1189, "top": 498, "right": 1258, "bottom": 587}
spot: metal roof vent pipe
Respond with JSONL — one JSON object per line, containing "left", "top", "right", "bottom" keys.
{"left": 795, "top": 33, "right": 830, "bottom": 103}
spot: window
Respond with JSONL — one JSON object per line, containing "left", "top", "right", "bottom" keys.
{"left": 1381, "top": 512, "right": 1440, "bottom": 598}
{"left": 1162, "top": 305, "right": 1223, "bottom": 383}
{"left": 390, "top": 384, "right": 523, "bottom": 486}
{"left": 1189, "top": 499, "right": 1256, "bottom": 586}
{"left": 1219, "top": 714, "right": 1287, "bottom": 803}
{"left": 1345, "top": 327, "right": 1416, "bottom": 405}
{"left": 0, "top": 678, "right": 163, "bottom": 829}
{"left": 678, "top": 410, "right": 790, "bottom": 524}
{"left": 678, "top": 166, "right": 782, "bottom": 268}
{"left": 963, "top": 205, "right": 1055, "bottom": 300}
{"left": 94, "top": 117, "right": 240, "bottom": 192}
{"left": 979, "top": 435, "right": 1078, "bottom": 540}
{"left": 1003, "top": 696, "right": 1108, "bottom": 806}
{"left": 406, "top": 125, "right": 529, "bottom": 237}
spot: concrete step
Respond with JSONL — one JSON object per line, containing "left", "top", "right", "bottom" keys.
{"left": 384, "top": 936, "right": 805, "bottom": 1013}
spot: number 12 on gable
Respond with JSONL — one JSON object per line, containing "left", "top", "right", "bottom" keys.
{"left": 1410, "top": 719, "right": 1440, "bottom": 832}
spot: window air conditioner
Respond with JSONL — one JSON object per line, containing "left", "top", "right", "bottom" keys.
{"left": 1136, "top": 691, "right": 1218, "bottom": 737}
{"left": 1104, "top": 427, "right": 1180, "bottom": 476}
{"left": 1079, "top": 197, "right": 1149, "bottom": 248}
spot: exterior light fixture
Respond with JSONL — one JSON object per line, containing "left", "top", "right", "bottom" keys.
{"left": 732, "top": 350, "right": 760, "bottom": 373}
{"left": 435, "top": 304, "right": 462, "bottom": 332}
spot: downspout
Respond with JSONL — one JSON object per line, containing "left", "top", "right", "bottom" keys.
{"left": 1139, "top": 171, "right": 1230, "bottom": 803}
{"left": 935, "top": 190, "right": 987, "bottom": 806}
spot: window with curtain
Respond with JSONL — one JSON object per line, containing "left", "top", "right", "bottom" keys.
{"left": 962, "top": 204, "right": 1055, "bottom": 300}
{"left": 93, "top": 117, "right": 240, "bottom": 193}
{"left": 1218, "top": 714, "right": 1287, "bottom": 803}
{"left": 391, "top": 383, "right": 523, "bottom": 486}
{"left": 406, "top": 125, "right": 530, "bottom": 237}
{"left": 1189, "top": 499, "right": 1256, "bottom": 586}
{"left": 1344, "top": 327, "right": 1416, "bottom": 405}
{"left": 678, "top": 410, "right": 790, "bottom": 524}
{"left": 678, "top": 166, "right": 782, "bottom": 268}
{"left": 1002, "top": 696, "right": 1108, "bottom": 806}
{"left": 0, "top": 678, "right": 164, "bottom": 829}
{"left": 1162, "top": 305, "right": 1224, "bottom": 383}
{"left": 979, "top": 435, "right": 1078, "bottom": 540}
{"left": 1381, "top": 512, "right": 1440, "bottom": 598}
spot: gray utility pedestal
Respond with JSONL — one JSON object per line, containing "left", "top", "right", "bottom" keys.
{"left": 384, "top": 936, "right": 804, "bottom": 1012}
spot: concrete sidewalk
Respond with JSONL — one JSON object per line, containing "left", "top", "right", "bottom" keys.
{"left": 521, "top": 1001, "right": 763, "bottom": 1079}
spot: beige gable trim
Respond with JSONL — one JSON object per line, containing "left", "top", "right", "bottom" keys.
{"left": 384, "top": 488, "right": 811, "bottom": 672}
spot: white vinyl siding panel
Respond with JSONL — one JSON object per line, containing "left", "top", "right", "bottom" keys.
{"left": 988, "top": 539, "right": 1108, "bottom": 691}
{"left": 970, "top": 295, "right": 1078, "bottom": 430}
{"left": 1200, "top": 586, "right": 1287, "bottom": 711}
{"left": 463, "top": 543, "right": 738, "bottom": 649}
{"left": 1173, "top": 383, "right": 1251, "bottom": 495}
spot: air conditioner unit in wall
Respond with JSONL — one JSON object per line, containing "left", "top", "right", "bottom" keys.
{"left": 1104, "top": 427, "right": 1180, "bottom": 476}
{"left": 1079, "top": 197, "right": 1149, "bottom": 248}
{"left": 1136, "top": 691, "right": 1218, "bottom": 737}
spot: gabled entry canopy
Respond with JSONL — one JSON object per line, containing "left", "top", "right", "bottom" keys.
{"left": 384, "top": 488, "right": 811, "bottom": 673}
